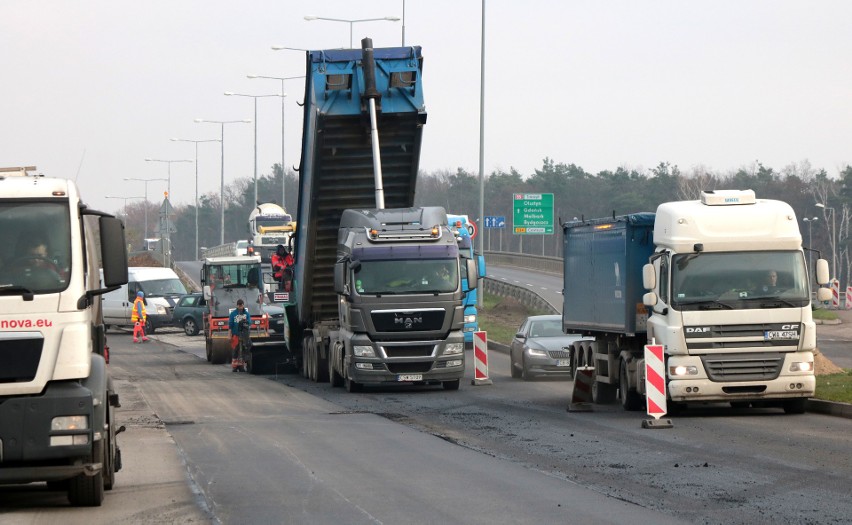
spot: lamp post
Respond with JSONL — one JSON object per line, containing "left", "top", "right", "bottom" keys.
{"left": 170, "top": 138, "right": 221, "bottom": 260}
{"left": 143, "top": 158, "right": 192, "bottom": 200}
{"left": 303, "top": 15, "right": 400, "bottom": 48}
{"left": 105, "top": 195, "right": 144, "bottom": 220}
{"left": 816, "top": 203, "right": 836, "bottom": 280}
{"left": 224, "top": 92, "right": 286, "bottom": 207}
{"left": 123, "top": 177, "right": 167, "bottom": 240}
{"left": 803, "top": 216, "right": 818, "bottom": 279}
{"left": 194, "top": 118, "right": 252, "bottom": 245}
{"left": 476, "top": 0, "right": 486, "bottom": 308}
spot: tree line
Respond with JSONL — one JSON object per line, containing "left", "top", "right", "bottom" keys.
{"left": 117, "top": 158, "right": 852, "bottom": 285}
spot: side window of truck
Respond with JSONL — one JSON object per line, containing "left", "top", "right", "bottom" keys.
{"left": 659, "top": 255, "right": 669, "bottom": 304}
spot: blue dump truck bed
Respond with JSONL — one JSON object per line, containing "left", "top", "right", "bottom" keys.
{"left": 292, "top": 46, "right": 426, "bottom": 328}
{"left": 562, "top": 213, "right": 655, "bottom": 335}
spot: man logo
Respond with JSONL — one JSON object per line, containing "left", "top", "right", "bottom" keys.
{"left": 395, "top": 315, "right": 422, "bottom": 329}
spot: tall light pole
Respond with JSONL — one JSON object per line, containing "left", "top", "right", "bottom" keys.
{"left": 123, "top": 177, "right": 167, "bottom": 240}
{"left": 171, "top": 138, "right": 221, "bottom": 260}
{"left": 248, "top": 73, "right": 304, "bottom": 210}
{"left": 402, "top": 0, "right": 406, "bottom": 45}
{"left": 224, "top": 92, "right": 286, "bottom": 207}
{"left": 816, "top": 203, "right": 836, "bottom": 280}
{"left": 303, "top": 15, "right": 400, "bottom": 48}
{"left": 476, "top": 0, "right": 486, "bottom": 308}
{"left": 194, "top": 118, "right": 252, "bottom": 245}
{"left": 105, "top": 195, "right": 144, "bottom": 220}
{"left": 143, "top": 158, "right": 192, "bottom": 199}
{"left": 803, "top": 216, "right": 819, "bottom": 279}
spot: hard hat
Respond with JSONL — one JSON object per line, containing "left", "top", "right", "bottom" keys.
{"left": 137, "top": 291, "right": 144, "bottom": 298}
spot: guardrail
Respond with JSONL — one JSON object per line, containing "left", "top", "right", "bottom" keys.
{"left": 482, "top": 277, "right": 559, "bottom": 314}
{"left": 484, "top": 251, "right": 562, "bottom": 275}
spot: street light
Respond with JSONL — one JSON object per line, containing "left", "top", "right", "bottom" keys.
{"left": 194, "top": 118, "right": 252, "bottom": 245}
{"left": 248, "top": 73, "right": 305, "bottom": 210}
{"left": 803, "top": 216, "right": 819, "bottom": 279}
{"left": 143, "top": 158, "right": 192, "bottom": 199}
{"left": 105, "top": 195, "right": 144, "bottom": 220}
{"left": 815, "top": 203, "right": 836, "bottom": 280}
{"left": 303, "top": 15, "right": 400, "bottom": 48}
{"left": 171, "top": 138, "right": 221, "bottom": 260}
{"left": 224, "top": 92, "right": 287, "bottom": 207}
{"left": 123, "top": 177, "right": 167, "bottom": 239}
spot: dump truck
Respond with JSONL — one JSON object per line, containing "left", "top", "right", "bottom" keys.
{"left": 284, "top": 40, "right": 476, "bottom": 391}
{"left": 248, "top": 202, "right": 295, "bottom": 263}
{"left": 0, "top": 166, "right": 128, "bottom": 506}
{"left": 562, "top": 190, "right": 830, "bottom": 413}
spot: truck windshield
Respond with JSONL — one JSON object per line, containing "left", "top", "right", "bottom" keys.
{"left": 256, "top": 215, "right": 292, "bottom": 229}
{"left": 209, "top": 264, "right": 259, "bottom": 289}
{"left": 139, "top": 279, "right": 188, "bottom": 297}
{"left": 0, "top": 201, "right": 72, "bottom": 295}
{"left": 670, "top": 251, "right": 809, "bottom": 310}
{"left": 354, "top": 259, "right": 459, "bottom": 295}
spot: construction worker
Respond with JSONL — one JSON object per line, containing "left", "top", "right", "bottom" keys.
{"left": 131, "top": 291, "right": 149, "bottom": 343}
{"left": 229, "top": 299, "right": 251, "bottom": 371}
{"left": 271, "top": 244, "right": 294, "bottom": 291}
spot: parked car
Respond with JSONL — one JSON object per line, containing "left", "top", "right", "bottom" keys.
{"left": 263, "top": 303, "right": 285, "bottom": 333}
{"left": 171, "top": 293, "right": 207, "bottom": 336}
{"left": 509, "top": 314, "right": 584, "bottom": 380}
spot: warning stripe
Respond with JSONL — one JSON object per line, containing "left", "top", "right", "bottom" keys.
{"left": 473, "top": 331, "right": 488, "bottom": 380}
{"left": 644, "top": 344, "right": 667, "bottom": 417}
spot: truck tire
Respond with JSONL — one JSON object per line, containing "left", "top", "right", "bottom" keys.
{"left": 593, "top": 380, "right": 618, "bottom": 404}
{"left": 67, "top": 440, "right": 105, "bottom": 506}
{"left": 442, "top": 379, "right": 460, "bottom": 391}
{"left": 103, "top": 402, "right": 116, "bottom": 491}
{"left": 211, "top": 339, "right": 230, "bottom": 365}
{"left": 329, "top": 346, "right": 343, "bottom": 388}
{"left": 315, "top": 340, "right": 329, "bottom": 384}
{"left": 619, "top": 360, "right": 644, "bottom": 411}
{"left": 782, "top": 398, "right": 807, "bottom": 414}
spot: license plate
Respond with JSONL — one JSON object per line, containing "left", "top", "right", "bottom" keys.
{"left": 397, "top": 374, "right": 423, "bottom": 382}
{"left": 556, "top": 359, "right": 571, "bottom": 367}
{"left": 765, "top": 330, "right": 798, "bottom": 340}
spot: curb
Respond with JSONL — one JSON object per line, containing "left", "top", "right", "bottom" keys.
{"left": 488, "top": 341, "right": 852, "bottom": 420}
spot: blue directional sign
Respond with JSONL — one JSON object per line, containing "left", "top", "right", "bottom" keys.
{"left": 484, "top": 216, "right": 506, "bottom": 229}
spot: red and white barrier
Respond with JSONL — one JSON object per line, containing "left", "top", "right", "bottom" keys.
{"left": 642, "top": 343, "right": 672, "bottom": 428}
{"left": 831, "top": 280, "right": 840, "bottom": 309}
{"left": 568, "top": 366, "right": 594, "bottom": 412}
{"left": 845, "top": 286, "right": 852, "bottom": 310}
{"left": 471, "top": 331, "right": 492, "bottom": 386}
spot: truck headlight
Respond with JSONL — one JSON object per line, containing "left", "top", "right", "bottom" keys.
{"left": 669, "top": 365, "right": 698, "bottom": 376}
{"left": 464, "top": 314, "right": 476, "bottom": 324}
{"left": 353, "top": 345, "right": 375, "bottom": 357}
{"left": 52, "top": 415, "right": 89, "bottom": 431}
{"left": 444, "top": 343, "right": 463, "bottom": 355}
{"left": 789, "top": 361, "right": 813, "bottom": 372}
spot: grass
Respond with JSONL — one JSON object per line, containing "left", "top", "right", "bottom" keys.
{"left": 815, "top": 371, "right": 852, "bottom": 404}
{"left": 812, "top": 308, "right": 839, "bottom": 321}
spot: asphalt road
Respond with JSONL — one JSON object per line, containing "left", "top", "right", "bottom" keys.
{"left": 4, "top": 330, "right": 851, "bottom": 523}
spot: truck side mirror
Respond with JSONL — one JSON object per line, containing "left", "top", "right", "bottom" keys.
{"left": 203, "top": 285, "right": 211, "bottom": 301}
{"left": 100, "top": 216, "right": 128, "bottom": 288}
{"left": 642, "top": 264, "right": 656, "bottom": 290}
{"left": 477, "top": 254, "right": 486, "bottom": 278}
{"left": 643, "top": 291, "right": 658, "bottom": 306}
{"left": 333, "top": 262, "right": 345, "bottom": 294}
{"left": 816, "top": 259, "right": 830, "bottom": 285}
{"left": 817, "top": 287, "right": 832, "bottom": 302}
{"left": 466, "top": 259, "right": 478, "bottom": 290}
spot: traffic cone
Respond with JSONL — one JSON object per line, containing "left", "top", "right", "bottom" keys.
{"left": 568, "top": 366, "right": 594, "bottom": 412}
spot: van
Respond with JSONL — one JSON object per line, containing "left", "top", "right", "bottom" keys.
{"left": 102, "top": 267, "right": 188, "bottom": 332}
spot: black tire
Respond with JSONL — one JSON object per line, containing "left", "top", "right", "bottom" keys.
{"left": 183, "top": 317, "right": 199, "bottom": 336}
{"left": 304, "top": 335, "right": 315, "bottom": 381}
{"left": 521, "top": 356, "right": 533, "bottom": 381}
{"left": 329, "top": 347, "right": 343, "bottom": 388}
{"left": 442, "top": 379, "right": 460, "bottom": 391}
{"left": 145, "top": 318, "right": 155, "bottom": 335}
{"left": 315, "top": 340, "right": 329, "bottom": 384}
{"left": 211, "top": 339, "right": 230, "bottom": 365}
{"left": 510, "top": 352, "right": 521, "bottom": 379}
{"left": 205, "top": 338, "right": 212, "bottom": 362}
{"left": 593, "top": 380, "right": 618, "bottom": 404}
{"left": 782, "top": 398, "right": 807, "bottom": 414}
{"left": 103, "top": 404, "right": 116, "bottom": 491}
{"left": 619, "top": 359, "right": 645, "bottom": 411}
{"left": 68, "top": 441, "right": 105, "bottom": 506}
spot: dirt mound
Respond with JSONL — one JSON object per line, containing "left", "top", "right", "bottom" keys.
{"left": 815, "top": 350, "right": 845, "bottom": 375}
{"left": 489, "top": 295, "right": 528, "bottom": 316}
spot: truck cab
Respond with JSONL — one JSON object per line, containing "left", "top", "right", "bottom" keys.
{"left": 447, "top": 214, "right": 486, "bottom": 347}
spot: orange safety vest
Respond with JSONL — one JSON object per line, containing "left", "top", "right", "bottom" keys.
{"left": 131, "top": 297, "right": 147, "bottom": 322}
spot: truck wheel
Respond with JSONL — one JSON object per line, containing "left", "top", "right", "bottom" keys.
{"left": 442, "top": 379, "right": 460, "bottom": 391}
{"left": 619, "top": 360, "right": 644, "bottom": 411}
{"left": 103, "top": 403, "right": 116, "bottom": 491}
{"left": 315, "top": 340, "right": 329, "bottom": 383}
{"left": 782, "top": 398, "right": 807, "bottom": 414}
{"left": 183, "top": 318, "right": 199, "bottom": 336}
{"left": 593, "top": 380, "right": 618, "bottom": 404}
{"left": 211, "top": 339, "right": 230, "bottom": 365}
{"left": 329, "top": 349, "right": 343, "bottom": 388}
{"left": 68, "top": 441, "right": 105, "bottom": 506}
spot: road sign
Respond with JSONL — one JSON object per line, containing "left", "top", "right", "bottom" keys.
{"left": 513, "top": 193, "right": 554, "bottom": 234}
{"left": 467, "top": 220, "right": 477, "bottom": 239}
{"left": 484, "top": 216, "right": 506, "bottom": 228}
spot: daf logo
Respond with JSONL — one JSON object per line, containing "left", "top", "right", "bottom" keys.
{"left": 781, "top": 324, "right": 799, "bottom": 330}
{"left": 394, "top": 314, "right": 423, "bottom": 329}
{"left": 685, "top": 327, "right": 710, "bottom": 333}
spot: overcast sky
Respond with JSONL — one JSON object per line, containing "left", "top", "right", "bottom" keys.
{"left": 2, "top": 1, "right": 851, "bottom": 216}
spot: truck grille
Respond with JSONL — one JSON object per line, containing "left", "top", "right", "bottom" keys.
{"left": 382, "top": 344, "right": 436, "bottom": 358}
{"left": 701, "top": 353, "right": 784, "bottom": 382}
{"left": 371, "top": 310, "right": 445, "bottom": 332}
{"left": 685, "top": 323, "right": 801, "bottom": 350}
{"left": 387, "top": 362, "right": 434, "bottom": 374}
{"left": 0, "top": 338, "right": 43, "bottom": 383}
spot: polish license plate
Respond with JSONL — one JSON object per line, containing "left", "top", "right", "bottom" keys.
{"left": 556, "top": 359, "right": 571, "bottom": 367}
{"left": 397, "top": 374, "right": 423, "bottom": 382}
{"left": 765, "top": 330, "right": 798, "bottom": 340}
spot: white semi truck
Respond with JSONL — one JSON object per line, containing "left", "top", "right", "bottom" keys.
{"left": 0, "top": 166, "right": 129, "bottom": 505}
{"left": 563, "top": 190, "right": 830, "bottom": 413}
{"left": 247, "top": 202, "right": 295, "bottom": 263}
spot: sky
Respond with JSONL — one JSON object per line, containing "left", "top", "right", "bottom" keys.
{"left": 2, "top": 0, "right": 852, "bottom": 216}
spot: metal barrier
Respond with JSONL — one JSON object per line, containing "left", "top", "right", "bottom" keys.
{"left": 484, "top": 251, "right": 562, "bottom": 275}
{"left": 483, "top": 277, "right": 559, "bottom": 314}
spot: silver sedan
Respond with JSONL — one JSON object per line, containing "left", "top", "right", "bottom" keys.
{"left": 509, "top": 315, "right": 582, "bottom": 380}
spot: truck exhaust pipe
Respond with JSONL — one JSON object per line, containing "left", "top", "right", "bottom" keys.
{"left": 362, "top": 37, "right": 385, "bottom": 210}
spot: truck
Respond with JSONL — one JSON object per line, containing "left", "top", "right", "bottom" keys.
{"left": 562, "top": 190, "right": 830, "bottom": 414}
{"left": 447, "top": 214, "right": 486, "bottom": 347}
{"left": 200, "top": 255, "right": 285, "bottom": 372}
{"left": 247, "top": 202, "right": 295, "bottom": 263}
{"left": 0, "top": 166, "right": 128, "bottom": 506}
{"left": 285, "top": 41, "right": 476, "bottom": 392}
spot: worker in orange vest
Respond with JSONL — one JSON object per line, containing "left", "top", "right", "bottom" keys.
{"left": 131, "top": 291, "right": 149, "bottom": 343}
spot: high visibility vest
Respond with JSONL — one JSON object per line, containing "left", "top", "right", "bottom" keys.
{"left": 131, "top": 297, "right": 147, "bottom": 322}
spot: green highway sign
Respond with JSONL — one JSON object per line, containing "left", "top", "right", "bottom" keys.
{"left": 513, "top": 193, "right": 554, "bottom": 234}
